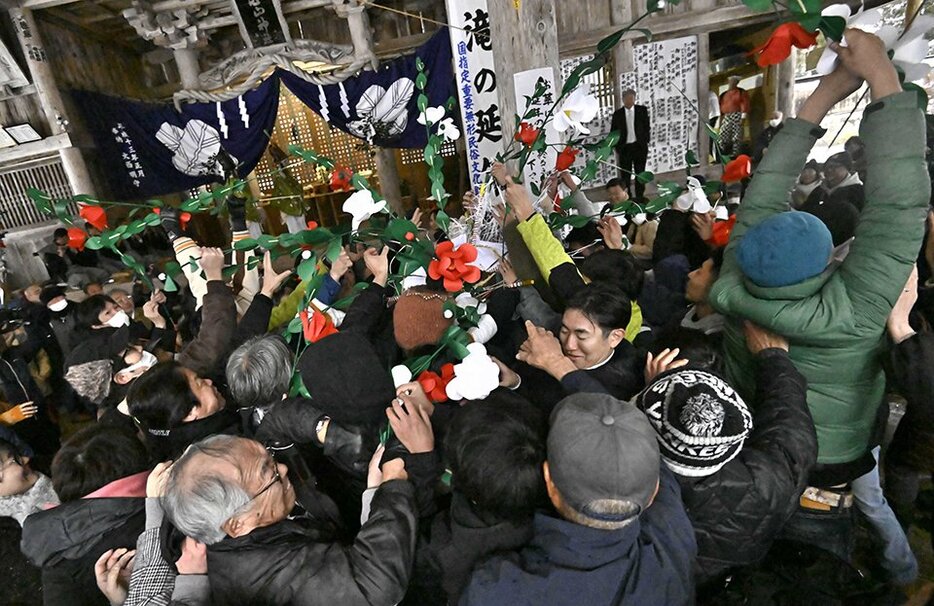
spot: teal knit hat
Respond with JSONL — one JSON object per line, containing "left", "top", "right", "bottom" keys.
{"left": 737, "top": 211, "right": 832, "bottom": 288}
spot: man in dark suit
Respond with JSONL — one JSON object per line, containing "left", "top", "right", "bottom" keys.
{"left": 611, "top": 89, "right": 651, "bottom": 202}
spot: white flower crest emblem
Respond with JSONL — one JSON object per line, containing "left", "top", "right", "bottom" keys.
{"left": 155, "top": 119, "right": 236, "bottom": 177}
{"left": 348, "top": 78, "right": 416, "bottom": 143}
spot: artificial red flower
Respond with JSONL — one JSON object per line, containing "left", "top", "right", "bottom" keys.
{"left": 66, "top": 227, "right": 87, "bottom": 251}
{"left": 514, "top": 122, "right": 539, "bottom": 146}
{"left": 417, "top": 363, "right": 455, "bottom": 402}
{"left": 152, "top": 208, "right": 192, "bottom": 230}
{"left": 722, "top": 154, "right": 752, "bottom": 183}
{"left": 428, "top": 241, "right": 481, "bottom": 292}
{"left": 555, "top": 146, "right": 579, "bottom": 171}
{"left": 751, "top": 22, "right": 817, "bottom": 68}
{"left": 300, "top": 307, "right": 338, "bottom": 343}
{"left": 329, "top": 165, "right": 353, "bottom": 192}
{"left": 78, "top": 205, "right": 107, "bottom": 231}
{"left": 405, "top": 231, "right": 415, "bottom": 241}
{"left": 306, "top": 220, "right": 319, "bottom": 230}
{"left": 710, "top": 214, "right": 737, "bottom": 248}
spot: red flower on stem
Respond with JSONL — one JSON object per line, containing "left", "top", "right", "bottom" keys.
{"left": 300, "top": 307, "right": 338, "bottom": 343}
{"left": 306, "top": 220, "right": 319, "bottom": 230}
{"left": 428, "top": 241, "right": 481, "bottom": 292}
{"left": 751, "top": 22, "right": 817, "bottom": 68}
{"left": 329, "top": 165, "right": 353, "bottom": 192}
{"left": 514, "top": 122, "right": 540, "bottom": 147}
{"left": 555, "top": 146, "right": 579, "bottom": 171}
{"left": 722, "top": 154, "right": 752, "bottom": 183}
{"left": 66, "top": 227, "right": 87, "bottom": 251}
{"left": 78, "top": 205, "right": 107, "bottom": 231}
{"left": 417, "top": 363, "right": 455, "bottom": 402}
{"left": 710, "top": 214, "right": 737, "bottom": 248}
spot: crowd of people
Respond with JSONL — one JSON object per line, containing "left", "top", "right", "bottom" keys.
{"left": 0, "top": 29, "right": 932, "bottom": 606}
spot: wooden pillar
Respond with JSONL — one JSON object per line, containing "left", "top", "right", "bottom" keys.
{"left": 776, "top": 54, "right": 795, "bottom": 119}
{"left": 611, "top": 0, "right": 635, "bottom": 108}
{"left": 697, "top": 32, "right": 711, "bottom": 169}
{"left": 10, "top": 7, "right": 95, "bottom": 196}
{"left": 487, "top": 0, "right": 561, "bottom": 143}
{"left": 174, "top": 47, "right": 202, "bottom": 90}
{"left": 331, "top": 2, "right": 403, "bottom": 214}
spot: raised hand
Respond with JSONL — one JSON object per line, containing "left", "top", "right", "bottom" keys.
{"left": 645, "top": 348, "right": 689, "bottom": 384}
{"left": 261, "top": 250, "right": 292, "bottom": 297}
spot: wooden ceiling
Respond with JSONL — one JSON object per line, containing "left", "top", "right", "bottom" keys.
{"left": 22, "top": 0, "right": 337, "bottom": 54}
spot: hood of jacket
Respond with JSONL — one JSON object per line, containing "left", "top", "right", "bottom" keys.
{"left": 823, "top": 171, "right": 862, "bottom": 195}
{"left": 21, "top": 497, "right": 144, "bottom": 567}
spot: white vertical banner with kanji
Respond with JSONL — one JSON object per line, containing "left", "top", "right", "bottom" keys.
{"left": 445, "top": 0, "right": 502, "bottom": 192}
{"left": 513, "top": 67, "right": 559, "bottom": 193}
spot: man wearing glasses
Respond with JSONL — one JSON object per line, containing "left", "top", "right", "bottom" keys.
{"left": 161, "top": 435, "right": 416, "bottom": 606}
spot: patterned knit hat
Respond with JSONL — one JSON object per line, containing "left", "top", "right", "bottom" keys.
{"left": 634, "top": 368, "right": 752, "bottom": 477}
{"left": 392, "top": 288, "right": 453, "bottom": 351}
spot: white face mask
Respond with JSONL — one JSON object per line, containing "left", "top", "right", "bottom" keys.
{"left": 122, "top": 350, "right": 157, "bottom": 375}
{"left": 105, "top": 310, "right": 130, "bottom": 328}
{"left": 48, "top": 299, "right": 67, "bottom": 313}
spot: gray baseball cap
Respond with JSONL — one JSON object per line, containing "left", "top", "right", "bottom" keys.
{"left": 548, "top": 393, "right": 660, "bottom": 529}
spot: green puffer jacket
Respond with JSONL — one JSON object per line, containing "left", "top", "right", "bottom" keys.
{"left": 710, "top": 92, "right": 929, "bottom": 465}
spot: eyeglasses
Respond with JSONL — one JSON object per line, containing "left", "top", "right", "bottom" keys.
{"left": 248, "top": 458, "right": 281, "bottom": 503}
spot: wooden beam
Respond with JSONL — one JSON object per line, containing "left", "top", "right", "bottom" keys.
{"left": 558, "top": 5, "right": 773, "bottom": 57}
{"left": 0, "top": 133, "right": 71, "bottom": 165}
{"left": 38, "top": 9, "right": 142, "bottom": 52}
{"left": 21, "top": 0, "right": 80, "bottom": 9}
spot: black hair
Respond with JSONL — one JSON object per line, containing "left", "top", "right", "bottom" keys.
{"left": 445, "top": 390, "right": 547, "bottom": 522}
{"left": 580, "top": 249, "right": 644, "bottom": 300}
{"left": 53, "top": 228, "right": 67, "bottom": 239}
{"left": 0, "top": 436, "right": 25, "bottom": 467}
{"left": 606, "top": 178, "right": 624, "bottom": 190}
{"left": 565, "top": 283, "right": 632, "bottom": 335}
{"left": 649, "top": 326, "right": 723, "bottom": 375}
{"left": 74, "top": 294, "right": 115, "bottom": 330}
{"left": 83, "top": 283, "right": 102, "bottom": 295}
{"left": 51, "top": 425, "right": 148, "bottom": 502}
{"left": 126, "top": 361, "right": 196, "bottom": 430}
{"left": 566, "top": 222, "right": 602, "bottom": 250}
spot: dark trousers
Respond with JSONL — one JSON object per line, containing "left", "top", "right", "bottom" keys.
{"left": 617, "top": 143, "right": 648, "bottom": 201}
{"left": 778, "top": 504, "right": 854, "bottom": 564}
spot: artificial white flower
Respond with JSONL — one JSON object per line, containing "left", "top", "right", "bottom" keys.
{"left": 402, "top": 266, "right": 428, "bottom": 291}
{"left": 417, "top": 105, "right": 446, "bottom": 126}
{"left": 553, "top": 84, "right": 600, "bottom": 136}
{"left": 468, "top": 314, "right": 498, "bottom": 345}
{"left": 674, "top": 178, "right": 710, "bottom": 213}
{"left": 438, "top": 117, "right": 461, "bottom": 142}
{"left": 633, "top": 212, "right": 647, "bottom": 225}
{"left": 391, "top": 365, "right": 413, "bottom": 388}
{"left": 455, "top": 292, "right": 488, "bottom": 315}
{"left": 816, "top": 5, "right": 934, "bottom": 82}
{"left": 445, "top": 343, "right": 501, "bottom": 401}
{"left": 342, "top": 189, "right": 387, "bottom": 231}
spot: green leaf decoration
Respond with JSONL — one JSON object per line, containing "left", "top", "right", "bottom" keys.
{"left": 287, "top": 315, "right": 304, "bottom": 335}
{"left": 163, "top": 274, "right": 178, "bottom": 293}
{"left": 293, "top": 227, "right": 335, "bottom": 246}
{"left": 817, "top": 15, "right": 846, "bottom": 42}
{"left": 256, "top": 234, "right": 279, "bottom": 249}
{"left": 741, "top": 0, "right": 772, "bottom": 10}
{"left": 417, "top": 93, "right": 429, "bottom": 113}
{"left": 789, "top": 0, "right": 821, "bottom": 15}
{"left": 297, "top": 256, "right": 318, "bottom": 282}
{"left": 222, "top": 264, "right": 240, "bottom": 281}
{"left": 27, "top": 188, "right": 53, "bottom": 215}
{"left": 233, "top": 237, "right": 258, "bottom": 251}
{"left": 685, "top": 150, "right": 699, "bottom": 166}
{"left": 164, "top": 261, "right": 182, "bottom": 278}
{"left": 435, "top": 209, "right": 450, "bottom": 232}
{"left": 143, "top": 212, "right": 162, "bottom": 227}
{"left": 597, "top": 27, "right": 627, "bottom": 54}
{"left": 84, "top": 236, "right": 104, "bottom": 250}
{"left": 325, "top": 237, "right": 343, "bottom": 263}
{"left": 351, "top": 173, "right": 371, "bottom": 191}
{"left": 566, "top": 214, "right": 592, "bottom": 228}
{"left": 636, "top": 171, "right": 655, "bottom": 184}
{"left": 289, "top": 372, "right": 311, "bottom": 398}
{"left": 289, "top": 145, "right": 335, "bottom": 170}
{"left": 416, "top": 72, "right": 428, "bottom": 91}
{"left": 415, "top": 57, "right": 425, "bottom": 71}
{"left": 405, "top": 354, "right": 436, "bottom": 375}
{"left": 703, "top": 121, "right": 720, "bottom": 142}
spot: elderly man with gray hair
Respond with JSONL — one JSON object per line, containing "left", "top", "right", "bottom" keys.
{"left": 162, "top": 434, "right": 417, "bottom": 606}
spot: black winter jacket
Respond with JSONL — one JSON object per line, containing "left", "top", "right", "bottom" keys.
{"left": 21, "top": 497, "right": 145, "bottom": 606}
{"left": 886, "top": 332, "right": 934, "bottom": 470}
{"left": 206, "top": 480, "right": 418, "bottom": 606}
{"left": 679, "top": 349, "right": 818, "bottom": 585}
